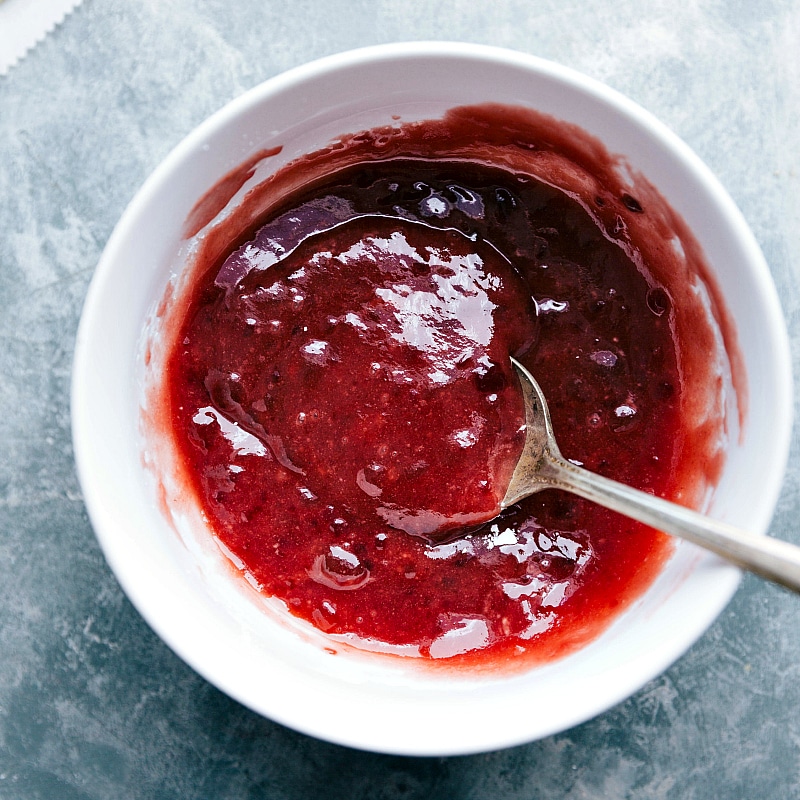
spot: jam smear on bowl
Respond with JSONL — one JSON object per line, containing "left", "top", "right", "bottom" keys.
{"left": 162, "top": 106, "right": 735, "bottom": 667}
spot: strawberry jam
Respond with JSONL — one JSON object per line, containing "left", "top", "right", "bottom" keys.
{"left": 163, "top": 106, "right": 734, "bottom": 667}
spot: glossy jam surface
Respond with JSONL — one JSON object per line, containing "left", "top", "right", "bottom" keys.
{"left": 163, "top": 106, "right": 733, "bottom": 667}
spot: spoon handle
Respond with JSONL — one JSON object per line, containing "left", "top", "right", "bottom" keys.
{"left": 543, "top": 455, "right": 800, "bottom": 593}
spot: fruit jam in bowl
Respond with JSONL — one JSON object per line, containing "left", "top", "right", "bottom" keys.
{"left": 72, "top": 43, "right": 791, "bottom": 755}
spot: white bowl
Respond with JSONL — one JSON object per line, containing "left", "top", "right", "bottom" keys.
{"left": 72, "top": 42, "right": 792, "bottom": 755}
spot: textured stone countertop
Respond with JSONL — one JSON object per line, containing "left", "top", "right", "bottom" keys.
{"left": 2, "top": 1, "right": 799, "bottom": 798}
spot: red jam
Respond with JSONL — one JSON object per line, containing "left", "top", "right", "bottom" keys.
{"left": 161, "top": 105, "right": 736, "bottom": 667}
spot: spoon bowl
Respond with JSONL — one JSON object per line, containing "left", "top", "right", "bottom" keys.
{"left": 72, "top": 43, "right": 792, "bottom": 755}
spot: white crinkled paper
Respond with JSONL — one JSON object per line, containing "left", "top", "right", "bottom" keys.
{"left": 0, "top": 0, "right": 83, "bottom": 76}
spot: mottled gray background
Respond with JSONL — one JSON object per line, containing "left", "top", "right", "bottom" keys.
{"left": 2, "top": 1, "right": 800, "bottom": 798}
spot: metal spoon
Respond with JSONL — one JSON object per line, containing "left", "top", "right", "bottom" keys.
{"left": 502, "top": 357, "right": 800, "bottom": 593}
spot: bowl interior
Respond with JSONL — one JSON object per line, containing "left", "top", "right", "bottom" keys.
{"left": 72, "top": 43, "right": 792, "bottom": 755}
